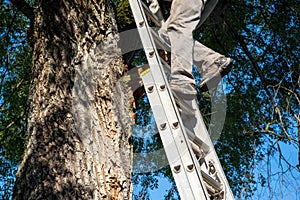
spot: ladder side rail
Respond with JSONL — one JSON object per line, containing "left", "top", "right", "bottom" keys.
{"left": 130, "top": 0, "right": 235, "bottom": 199}
{"left": 142, "top": 70, "right": 210, "bottom": 199}
{"left": 141, "top": 69, "right": 208, "bottom": 199}
{"left": 140, "top": 2, "right": 235, "bottom": 198}
{"left": 141, "top": 1, "right": 162, "bottom": 27}
{"left": 193, "top": 109, "right": 235, "bottom": 199}
{"left": 129, "top": 0, "right": 210, "bottom": 199}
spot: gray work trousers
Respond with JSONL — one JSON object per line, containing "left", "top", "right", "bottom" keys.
{"left": 158, "top": 0, "right": 223, "bottom": 138}
{"left": 159, "top": 0, "right": 222, "bottom": 85}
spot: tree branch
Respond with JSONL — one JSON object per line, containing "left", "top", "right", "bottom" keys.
{"left": 10, "top": 0, "right": 34, "bottom": 20}
{"left": 224, "top": 18, "right": 298, "bottom": 144}
{"left": 289, "top": 106, "right": 300, "bottom": 170}
{"left": 224, "top": 18, "right": 276, "bottom": 107}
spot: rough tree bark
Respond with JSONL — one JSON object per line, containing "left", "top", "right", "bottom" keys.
{"left": 12, "top": 0, "right": 133, "bottom": 199}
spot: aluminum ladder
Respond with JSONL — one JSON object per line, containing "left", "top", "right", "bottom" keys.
{"left": 128, "top": 0, "right": 235, "bottom": 199}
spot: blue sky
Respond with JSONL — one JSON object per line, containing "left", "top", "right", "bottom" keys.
{"left": 132, "top": 122, "right": 300, "bottom": 200}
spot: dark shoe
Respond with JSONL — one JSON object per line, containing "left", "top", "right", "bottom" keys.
{"left": 198, "top": 57, "right": 232, "bottom": 92}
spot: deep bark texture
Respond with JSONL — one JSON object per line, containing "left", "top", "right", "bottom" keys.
{"left": 13, "top": 0, "right": 133, "bottom": 199}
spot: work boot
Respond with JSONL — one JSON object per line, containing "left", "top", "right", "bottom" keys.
{"left": 198, "top": 57, "right": 232, "bottom": 92}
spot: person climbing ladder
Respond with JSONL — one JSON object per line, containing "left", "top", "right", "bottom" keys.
{"left": 129, "top": 0, "right": 236, "bottom": 199}
{"left": 157, "top": 0, "right": 233, "bottom": 93}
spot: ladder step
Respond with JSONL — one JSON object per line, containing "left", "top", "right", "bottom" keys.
{"left": 175, "top": 98, "right": 195, "bottom": 116}
{"left": 201, "top": 170, "right": 223, "bottom": 192}
{"left": 159, "top": 54, "right": 171, "bottom": 72}
{"left": 149, "top": 28, "right": 171, "bottom": 51}
{"left": 186, "top": 128, "right": 210, "bottom": 153}
{"left": 141, "top": 1, "right": 171, "bottom": 53}
{"left": 141, "top": 1, "right": 162, "bottom": 27}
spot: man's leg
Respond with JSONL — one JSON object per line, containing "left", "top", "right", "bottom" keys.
{"left": 165, "top": 0, "right": 203, "bottom": 86}
{"left": 159, "top": 20, "right": 231, "bottom": 91}
{"left": 193, "top": 41, "right": 232, "bottom": 92}
{"left": 164, "top": 0, "right": 204, "bottom": 134}
{"left": 193, "top": 41, "right": 222, "bottom": 71}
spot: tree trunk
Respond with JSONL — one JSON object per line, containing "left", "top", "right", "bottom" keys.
{"left": 13, "top": 0, "right": 133, "bottom": 199}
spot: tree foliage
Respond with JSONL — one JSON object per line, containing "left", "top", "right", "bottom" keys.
{"left": 200, "top": 1, "right": 299, "bottom": 197}
{"left": 117, "top": 0, "right": 300, "bottom": 199}
{"left": 0, "top": 0, "right": 31, "bottom": 198}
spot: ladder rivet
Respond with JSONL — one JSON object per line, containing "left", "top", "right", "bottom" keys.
{"left": 149, "top": 51, "right": 155, "bottom": 57}
{"left": 187, "top": 164, "right": 194, "bottom": 172}
{"left": 160, "top": 123, "right": 167, "bottom": 130}
{"left": 147, "top": 86, "right": 154, "bottom": 93}
{"left": 159, "top": 85, "right": 166, "bottom": 91}
{"left": 174, "top": 165, "right": 181, "bottom": 173}
{"left": 139, "top": 21, "right": 145, "bottom": 27}
{"left": 172, "top": 122, "right": 179, "bottom": 129}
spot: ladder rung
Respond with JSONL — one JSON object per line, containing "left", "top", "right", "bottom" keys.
{"left": 141, "top": 2, "right": 170, "bottom": 51}
{"left": 175, "top": 99, "right": 195, "bottom": 116}
{"left": 204, "top": 182, "right": 222, "bottom": 197}
{"left": 190, "top": 140, "right": 205, "bottom": 157}
{"left": 201, "top": 170, "right": 223, "bottom": 192}
{"left": 190, "top": 140, "right": 200, "bottom": 154}
{"left": 141, "top": 1, "right": 162, "bottom": 27}
{"left": 159, "top": 55, "right": 171, "bottom": 72}
{"left": 186, "top": 128, "right": 210, "bottom": 153}
{"left": 149, "top": 28, "right": 171, "bottom": 51}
